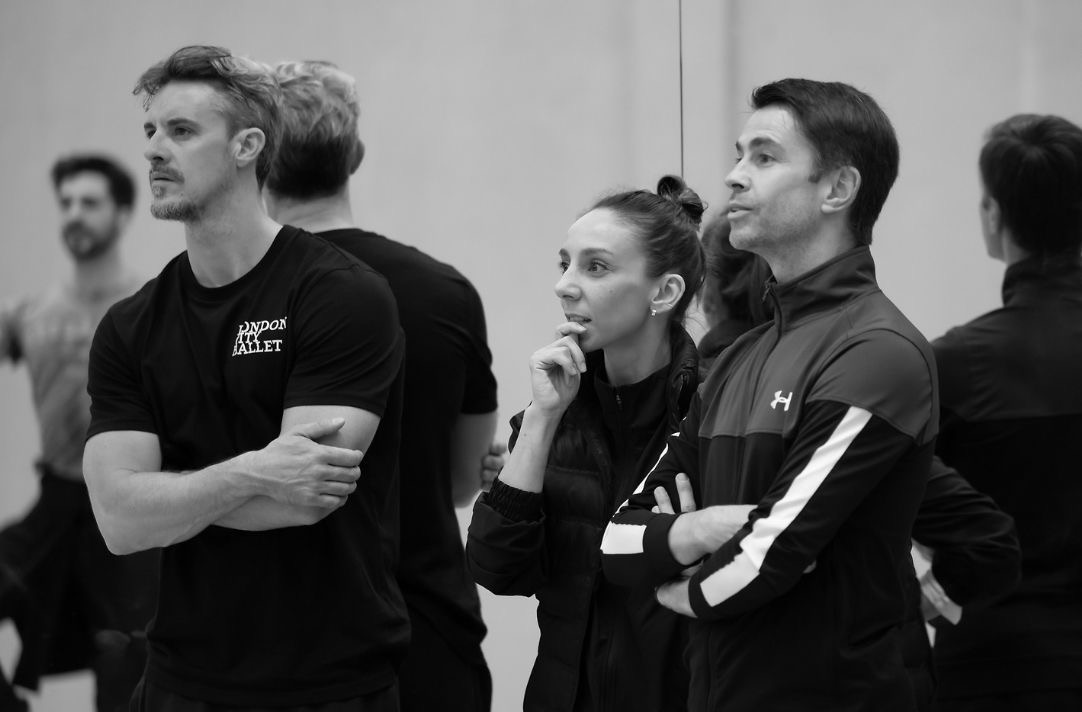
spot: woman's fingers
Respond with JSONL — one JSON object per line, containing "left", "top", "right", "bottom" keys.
{"left": 533, "top": 335, "right": 586, "bottom": 375}
{"left": 675, "top": 472, "right": 697, "bottom": 513}
{"left": 554, "top": 321, "right": 587, "bottom": 339}
{"left": 654, "top": 486, "right": 674, "bottom": 515}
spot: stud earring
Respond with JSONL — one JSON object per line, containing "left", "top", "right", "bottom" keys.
{"left": 649, "top": 307, "right": 657, "bottom": 317}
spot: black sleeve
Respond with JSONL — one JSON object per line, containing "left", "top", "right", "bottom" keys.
{"left": 600, "top": 392, "right": 704, "bottom": 587}
{"left": 685, "top": 402, "right": 918, "bottom": 619}
{"left": 913, "top": 456, "right": 1021, "bottom": 606}
{"left": 457, "top": 280, "right": 498, "bottom": 415}
{"left": 684, "top": 331, "right": 935, "bottom": 620}
{"left": 284, "top": 266, "right": 403, "bottom": 415}
{"left": 465, "top": 411, "right": 548, "bottom": 596}
{"left": 87, "top": 309, "right": 157, "bottom": 438}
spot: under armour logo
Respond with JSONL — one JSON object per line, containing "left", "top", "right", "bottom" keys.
{"left": 770, "top": 390, "right": 793, "bottom": 411}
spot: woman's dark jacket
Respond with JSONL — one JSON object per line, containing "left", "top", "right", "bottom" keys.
{"left": 466, "top": 326, "right": 699, "bottom": 712}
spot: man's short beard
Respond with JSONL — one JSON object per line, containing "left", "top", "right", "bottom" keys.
{"left": 151, "top": 197, "right": 201, "bottom": 222}
{"left": 63, "top": 224, "right": 120, "bottom": 262}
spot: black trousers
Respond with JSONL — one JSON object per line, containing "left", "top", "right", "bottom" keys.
{"left": 0, "top": 467, "right": 158, "bottom": 712}
{"left": 397, "top": 611, "right": 491, "bottom": 712}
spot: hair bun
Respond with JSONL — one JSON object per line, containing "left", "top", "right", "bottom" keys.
{"left": 656, "top": 174, "right": 705, "bottom": 227}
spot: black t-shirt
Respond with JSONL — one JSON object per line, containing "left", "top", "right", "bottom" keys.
{"left": 87, "top": 226, "right": 409, "bottom": 706}
{"left": 318, "top": 228, "right": 497, "bottom": 660}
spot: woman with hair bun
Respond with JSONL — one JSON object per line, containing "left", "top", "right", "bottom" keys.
{"left": 467, "top": 176, "right": 705, "bottom": 712}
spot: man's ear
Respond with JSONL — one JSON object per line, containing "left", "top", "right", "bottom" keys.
{"left": 821, "top": 165, "right": 861, "bottom": 215}
{"left": 650, "top": 273, "right": 686, "bottom": 316}
{"left": 233, "top": 128, "right": 267, "bottom": 172}
{"left": 980, "top": 192, "right": 1003, "bottom": 236}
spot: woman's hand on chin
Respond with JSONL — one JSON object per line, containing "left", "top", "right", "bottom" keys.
{"left": 528, "top": 322, "right": 588, "bottom": 416}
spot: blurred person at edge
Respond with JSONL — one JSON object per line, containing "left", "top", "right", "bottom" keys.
{"left": 0, "top": 154, "right": 156, "bottom": 712}
{"left": 930, "top": 113, "right": 1082, "bottom": 712}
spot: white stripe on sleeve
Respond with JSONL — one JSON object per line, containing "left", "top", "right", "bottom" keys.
{"left": 699, "top": 406, "right": 873, "bottom": 607}
{"left": 600, "top": 522, "right": 647, "bottom": 555}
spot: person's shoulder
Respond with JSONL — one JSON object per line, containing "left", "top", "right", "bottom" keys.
{"left": 320, "top": 227, "right": 474, "bottom": 288}
{"left": 811, "top": 296, "right": 938, "bottom": 438}
{"left": 106, "top": 254, "right": 184, "bottom": 318}
{"left": 930, "top": 303, "right": 1014, "bottom": 364}
{"left": 319, "top": 228, "right": 485, "bottom": 320}
{"left": 279, "top": 229, "right": 397, "bottom": 310}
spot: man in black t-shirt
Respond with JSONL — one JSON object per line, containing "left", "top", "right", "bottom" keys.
{"left": 83, "top": 45, "right": 408, "bottom": 711}
{"left": 263, "top": 59, "right": 500, "bottom": 712}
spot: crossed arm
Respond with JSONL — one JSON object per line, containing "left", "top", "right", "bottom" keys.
{"left": 84, "top": 404, "right": 379, "bottom": 555}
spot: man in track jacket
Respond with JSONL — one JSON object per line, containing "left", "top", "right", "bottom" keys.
{"left": 601, "top": 79, "right": 938, "bottom": 711}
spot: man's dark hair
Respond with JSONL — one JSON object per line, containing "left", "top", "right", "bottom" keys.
{"left": 51, "top": 154, "right": 136, "bottom": 209}
{"left": 133, "top": 45, "right": 281, "bottom": 187}
{"left": 266, "top": 60, "right": 365, "bottom": 200}
{"left": 751, "top": 78, "right": 899, "bottom": 246}
{"left": 980, "top": 113, "right": 1082, "bottom": 256}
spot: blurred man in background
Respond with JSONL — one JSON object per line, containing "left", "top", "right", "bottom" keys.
{"left": 0, "top": 154, "right": 155, "bottom": 712}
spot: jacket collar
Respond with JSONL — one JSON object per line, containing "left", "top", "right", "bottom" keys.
{"left": 581, "top": 324, "right": 699, "bottom": 431}
{"left": 766, "top": 246, "right": 880, "bottom": 332}
{"left": 1002, "top": 253, "right": 1082, "bottom": 306}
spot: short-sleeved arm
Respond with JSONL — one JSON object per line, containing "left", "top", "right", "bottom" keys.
{"left": 87, "top": 309, "right": 157, "bottom": 438}
{"left": 458, "top": 281, "right": 498, "bottom": 415}
{"left": 682, "top": 333, "right": 935, "bottom": 620}
{"left": 284, "top": 266, "right": 403, "bottom": 415}
{"left": 600, "top": 391, "right": 704, "bottom": 585}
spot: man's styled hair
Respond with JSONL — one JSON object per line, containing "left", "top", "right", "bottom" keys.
{"left": 51, "top": 154, "right": 136, "bottom": 209}
{"left": 751, "top": 79, "right": 899, "bottom": 246}
{"left": 980, "top": 113, "right": 1082, "bottom": 256}
{"left": 133, "top": 45, "right": 282, "bottom": 187}
{"left": 266, "top": 60, "right": 365, "bottom": 200}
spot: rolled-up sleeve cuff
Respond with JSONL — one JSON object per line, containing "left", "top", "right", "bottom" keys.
{"left": 487, "top": 478, "right": 543, "bottom": 522}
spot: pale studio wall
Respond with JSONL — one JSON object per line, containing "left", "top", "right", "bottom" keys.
{"left": 0, "top": 1, "right": 1080, "bottom": 711}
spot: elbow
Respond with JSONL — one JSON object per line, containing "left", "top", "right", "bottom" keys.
{"left": 465, "top": 547, "right": 539, "bottom": 597}
{"left": 96, "top": 520, "right": 147, "bottom": 556}
{"left": 90, "top": 500, "right": 157, "bottom": 555}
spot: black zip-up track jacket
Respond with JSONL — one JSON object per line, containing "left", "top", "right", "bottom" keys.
{"left": 602, "top": 247, "right": 938, "bottom": 711}
{"left": 931, "top": 255, "right": 1082, "bottom": 699}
